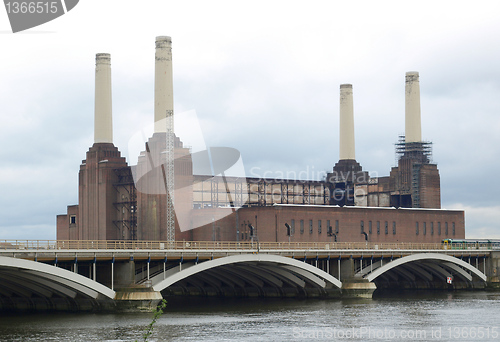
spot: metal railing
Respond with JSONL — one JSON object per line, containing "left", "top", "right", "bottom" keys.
{"left": 0, "top": 240, "right": 448, "bottom": 251}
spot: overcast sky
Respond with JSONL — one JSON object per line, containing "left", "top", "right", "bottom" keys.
{"left": 1, "top": 1, "right": 499, "bottom": 240}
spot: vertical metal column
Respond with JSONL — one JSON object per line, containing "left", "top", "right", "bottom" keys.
{"left": 147, "top": 255, "right": 151, "bottom": 280}
{"left": 338, "top": 257, "right": 341, "bottom": 281}
{"left": 164, "top": 255, "right": 167, "bottom": 280}
{"left": 73, "top": 256, "right": 78, "bottom": 273}
{"left": 211, "top": 177, "right": 218, "bottom": 208}
{"left": 165, "top": 109, "right": 175, "bottom": 243}
{"left": 111, "top": 256, "right": 115, "bottom": 291}
{"left": 93, "top": 255, "right": 96, "bottom": 281}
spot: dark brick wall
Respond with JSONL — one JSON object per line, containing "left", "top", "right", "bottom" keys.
{"left": 189, "top": 205, "right": 465, "bottom": 243}
{"left": 78, "top": 143, "right": 128, "bottom": 240}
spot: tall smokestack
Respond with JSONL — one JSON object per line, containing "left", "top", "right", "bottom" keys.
{"left": 405, "top": 71, "right": 422, "bottom": 143}
{"left": 339, "top": 84, "right": 355, "bottom": 160}
{"left": 94, "top": 53, "right": 113, "bottom": 143}
{"left": 154, "top": 36, "right": 174, "bottom": 133}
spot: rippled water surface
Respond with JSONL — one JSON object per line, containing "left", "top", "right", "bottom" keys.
{"left": 1, "top": 291, "right": 500, "bottom": 341}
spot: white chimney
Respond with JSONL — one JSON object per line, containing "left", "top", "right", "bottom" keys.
{"left": 405, "top": 71, "right": 422, "bottom": 143}
{"left": 94, "top": 53, "right": 113, "bottom": 143}
{"left": 339, "top": 84, "right": 355, "bottom": 160}
{"left": 154, "top": 36, "right": 174, "bottom": 133}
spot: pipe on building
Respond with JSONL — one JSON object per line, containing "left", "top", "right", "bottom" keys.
{"left": 405, "top": 71, "right": 422, "bottom": 143}
{"left": 154, "top": 36, "right": 174, "bottom": 133}
{"left": 94, "top": 53, "right": 113, "bottom": 143}
{"left": 339, "top": 84, "right": 355, "bottom": 160}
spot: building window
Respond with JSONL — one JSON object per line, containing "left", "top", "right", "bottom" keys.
{"left": 318, "top": 220, "right": 322, "bottom": 234}
{"left": 438, "top": 222, "right": 441, "bottom": 235}
{"left": 327, "top": 220, "right": 331, "bottom": 234}
{"left": 431, "top": 222, "right": 434, "bottom": 235}
{"left": 360, "top": 220, "right": 364, "bottom": 233}
{"left": 416, "top": 222, "right": 419, "bottom": 235}
{"left": 452, "top": 222, "right": 456, "bottom": 235}
{"left": 445, "top": 222, "right": 449, "bottom": 236}
{"left": 392, "top": 221, "right": 396, "bottom": 235}
{"left": 369, "top": 221, "right": 372, "bottom": 234}
{"left": 309, "top": 220, "right": 313, "bottom": 234}
{"left": 300, "top": 220, "right": 304, "bottom": 234}
{"left": 385, "top": 221, "right": 388, "bottom": 235}
{"left": 377, "top": 221, "right": 380, "bottom": 235}
{"left": 291, "top": 219, "right": 295, "bottom": 235}
{"left": 69, "top": 215, "right": 76, "bottom": 225}
{"left": 423, "top": 222, "right": 427, "bottom": 235}
{"left": 335, "top": 220, "right": 339, "bottom": 234}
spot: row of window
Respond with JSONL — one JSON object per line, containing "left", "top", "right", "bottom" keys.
{"left": 360, "top": 220, "right": 396, "bottom": 235}
{"left": 415, "top": 221, "right": 455, "bottom": 236}
{"left": 240, "top": 219, "right": 457, "bottom": 239}
{"left": 287, "top": 219, "right": 397, "bottom": 236}
{"left": 289, "top": 219, "right": 339, "bottom": 235}
{"left": 360, "top": 220, "right": 456, "bottom": 236}
{"left": 284, "top": 219, "right": 457, "bottom": 237}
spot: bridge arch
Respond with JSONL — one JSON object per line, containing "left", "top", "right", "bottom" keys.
{"left": 0, "top": 256, "right": 115, "bottom": 311}
{"left": 152, "top": 254, "right": 341, "bottom": 297}
{"left": 364, "top": 253, "right": 487, "bottom": 284}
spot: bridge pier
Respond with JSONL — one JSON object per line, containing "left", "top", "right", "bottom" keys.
{"left": 114, "top": 287, "right": 163, "bottom": 311}
{"left": 336, "top": 258, "right": 377, "bottom": 298}
{"left": 486, "top": 251, "right": 500, "bottom": 289}
{"left": 341, "top": 279, "right": 377, "bottom": 298}
{"left": 110, "top": 260, "right": 163, "bottom": 311}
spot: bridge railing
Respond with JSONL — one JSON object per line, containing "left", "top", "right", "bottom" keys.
{"left": 0, "top": 240, "right": 445, "bottom": 251}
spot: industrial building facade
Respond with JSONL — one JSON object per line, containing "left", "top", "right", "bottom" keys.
{"left": 57, "top": 37, "right": 465, "bottom": 244}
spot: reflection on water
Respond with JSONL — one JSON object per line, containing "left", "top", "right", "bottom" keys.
{"left": 1, "top": 291, "right": 500, "bottom": 341}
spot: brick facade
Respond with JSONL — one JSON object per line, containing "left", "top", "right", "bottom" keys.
{"left": 191, "top": 205, "right": 465, "bottom": 244}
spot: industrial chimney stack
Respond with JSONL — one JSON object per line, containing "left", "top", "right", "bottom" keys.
{"left": 405, "top": 71, "right": 422, "bottom": 143}
{"left": 339, "top": 84, "right": 356, "bottom": 160}
{"left": 329, "top": 83, "right": 366, "bottom": 206}
{"left": 73, "top": 53, "right": 128, "bottom": 241}
{"left": 389, "top": 71, "right": 441, "bottom": 209}
{"left": 94, "top": 53, "right": 113, "bottom": 143}
{"left": 154, "top": 36, "right": 174, "bottom": 133}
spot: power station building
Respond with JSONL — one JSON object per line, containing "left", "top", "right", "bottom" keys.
{"left": 57, "top": 37, "right": 465, "bottom": 244}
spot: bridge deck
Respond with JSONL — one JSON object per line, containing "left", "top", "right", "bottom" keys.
{"left": 0, "top": 239, "right": 494, "bottom": 251}
{"left": 0, "top": 240, "right": 491, "bottom": 262}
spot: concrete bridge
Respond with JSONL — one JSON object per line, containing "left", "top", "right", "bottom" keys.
{"left": 0, "top": 240, "right": 498, "bottom": 312}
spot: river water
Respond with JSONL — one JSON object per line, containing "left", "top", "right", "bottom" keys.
{"left": 1, "top": 291, "right": 500, "bottom": 341}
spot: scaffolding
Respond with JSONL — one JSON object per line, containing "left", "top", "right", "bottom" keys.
{"left": 164, "top": 109, "right": 175, "bottom": 242}
{"left": 394, "top": 135, "right": 434, "bottom": 208}
{"left": 192, "top": 176, "right": 329, "bottom": 208}
{"left": 113, "top": 167, "right": 137, "bottom": 240}
{"left": 411, "top": 163, "right": 421, "bottom": 208}
{"left": 395, "top": 135, "right": 433, "bottom": 164}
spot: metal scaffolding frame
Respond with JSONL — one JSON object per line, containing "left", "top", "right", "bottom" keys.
{"left": 192, "top": 176, "right": 330, "bottom": 208}
{"left": 395, "top": 135, "right": 433, "bottom": 164}
{"left": 112, "top": 167, "right": 137, "bottom": 240}
{"left": 163, "top": 109, "right": 175, "bottom": 243}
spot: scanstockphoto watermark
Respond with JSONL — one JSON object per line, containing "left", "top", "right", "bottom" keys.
{"left": 3, "top": 0, "right": 79, "bottom": 33}
{"left": 249, "top": 166, "right": 379, "bottom": 183}
{"left": 292, "top": 326, "right": 499, "bottom": 340}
